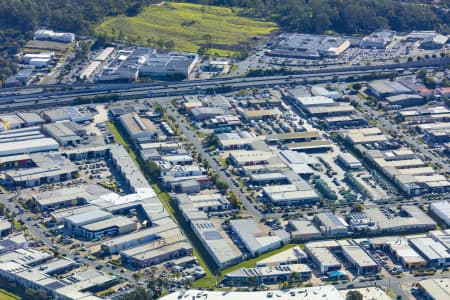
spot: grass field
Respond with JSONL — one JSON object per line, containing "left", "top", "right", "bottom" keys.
{"left": 0, "top": 289, "right": 20, "bottom": 300}
{"left": 95, "top": 2, "right": 277, "bottom": 56}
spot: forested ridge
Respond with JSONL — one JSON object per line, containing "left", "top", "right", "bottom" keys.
{"left": 192, "top": 0, "right": 450, "bottom": 34}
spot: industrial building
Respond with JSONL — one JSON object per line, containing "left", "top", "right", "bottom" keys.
{"left": 0, "top": 220, "right": 12, "bottom": 237}
{"left": 337, "top": 153, "right": 362, "bottom": 169}
{"left": 314, "top": 212, "right": 348, "bottom": 237}
{"left": 225, "top": 264, "right": 312, "bottom": 285}
{"left": 419, "top": 34, "right": 448, "bottom": 49}
{"left": 32, "top": 185, "right": 93, "bottom": 211}
{"left": 256, "top": 246, "right": 307, "bottom": 267}
{"left": 97, "top": 47, "right": 198, "bottom": 81}
{"left": 430, "top": 201, "right": 450, "bottom": 226}
{"left": 121, "top": 241, "right": 193, "bottom": 268}
{"left": 79, "top": 216, "right": 137, "bottom": 239}
{"left": 364, "top": 206, "right": 436, "bottom": 233}
{"left": 383, "top": 237, "right": 427, "bottom": 270}
{"left": 175, "top": 193, "right": 230, "bottom": 212}
{"left": 190, "top": 107, "right": 225, "bottom": 121}
{"left": 385, "top": 94, "right": 425, "bottom": 107}
{"left": 43, "top": 122, "right": 81, "bottom": 146}
{"left": 262, "top": 183, "right": 319, "bottom": 206}
{"left": 191, "top": 219, "right": 242, "bottom": 269}
{"left": 160, "top": 286, "right": 346, "bottom": 300}
{"left": 4, "top": 153, "right": 78, "bottom": 188}
{"left": 367, "top": 80, "right": 412, "bottom": 98}
{"left": 63, "top": 209, "right": 112, "bottom": 234}
{"left": 409, "top": 237, "right": 450, "bottom": 267}
{"left": 101, "top": 222, "right": 179, "bottom": 254}
{"left": 239, "top": 108, "right": 282, "bottom": 121}
{"left": 228, "top": 150, "right": 276, "bottom": 167}
{"left": 304, "top": 241, "right": 342, "bottom": 274}
{"left": 34, "top": 29, "right": 75, "bottom": 43}
{"left": 230, "top": 219, "right": 290, "bottom": 257}
{"left": 417, "top": 278, "right": 450, "bottom": 300}
{"left": 360, "top": 30, "right": 396, "bottom": 49}
{"left": 16, "top": 112, "right": 45, "bottom": 127}
{"left": 364, "top": 148, "right": 450, "bottom": 196}
{"left": 0, "top": 114, "right": 25, "bottom": 129}
{"left": 339, "top": 241, "right": 379, "bottom": 275}
{"left": 140, "top": 52, "right": 198, "bottom": 79}
{"left": 119, "top": 112, "right": 157, "bottom": 143}
{"left": 268, "top": 33, "right": 350, "bottom": 58}
{"left": 341, "top": 127, "right": 388, "bottom": 145}
{"left": 288, "top": 219, "right": 322, "bottom": 241}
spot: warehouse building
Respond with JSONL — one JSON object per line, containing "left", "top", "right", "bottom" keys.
{"left": 32, "top": 185, "right": 92, "bottom": 211}
{"left": 42, "top": 122, "right": 81, "bottom": 146}
{"left": 288, "top": 219, "right": 322, "bottom": 241}
{"left": 360, "top": 30, "right": 396, "bottom": 49}
{"left": 417, "top": 278, "right": 450, "bottom": 300}
{"left": 0, "top": 114, "right": 25, "bottom": 129}
{"left": 340, "top": 241, "right": 379, "bottom": 275}
{"left": 304, "top": 241, "right": 342, "bottom": 274}
{"left": 239, "top": 108, "right": 282, "bottom": 121}
{"left": 256, "top": 246, "right": 308, "bottom": 267}
{"left": 430, "top": 201, "right": 450, "bottom": 226}
{"left": 16, "top": 112, "right": 45, "bottom": 127}
{"left": 262, "top": 183, "right": 319, "bottom": 206}
{"left": 230, "top": 219, "right": 290, "bottom": 257}
{"left": 63, "top": 209, "right": 112, "bottom": 234}
{"left": 385, "top": 238, "right": 427, "bottom": 270}
{"left": 367, "top": 80, "right": 412, "bottom": 98}
{"left": 337, "top": 153, "right": 362, "bottom": 169}
{"left": 409, "top": 237, "right": 450, "bottom": 267}
{"left": 419, "top": 34, "right": 448, "bottom": 50}
{"left": 385, "top": 94, "right": 425, "bottom": 108}
{"left": 140, "top": 52, "right": 199, "bottom": 79}
{"left": 268, "top": 33, "right": 350, "bottom": 58}
{"left": 190, "top": 107, "right": 225, "bottom": 121}
{"left": 314, "top": 212, "right": 348, "bottom": 237}
{"left": 0, "top": 220, "right": 11, "bottom": 238}
{"left": 341, "top": 127, "right": 388, "bottom": 145}
{"left": 228, "top": 150, "right": 276, "bottom": 167}
{"left": 79, "top": 216, "right": 137, "bottom": 239}
{"left": 225, "top": 264, "right": 312, "bottom": 285}
{"left": 4, "top": 153, "right": 77, "bottom": 188}
{"left": 364, "top": 206, "right": 436, "bottom": 234}
{"left": 101, "top": 222, "right": 178, "bottom": 254}
{"left": 175, "top": 193, "right": 230, "bottom": 212}
{"left": 119, "top": 112, "right": 157, "bottom": 143}
{"left": 123, "top": 241, "right": 193, "bottom": 268}
{"left": 191, "top": 219, "right": 242, "bottom": 269}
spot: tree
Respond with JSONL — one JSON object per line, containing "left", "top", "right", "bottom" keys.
{"left": 165, "top": 40, "right": 175, "bottom": 50}
{"left": 145, "top": 161, "right": 161, "bottom": 183}
{"left": 119, "top": 287, "right": 150, "bottom": 300}
{"left": 346, "top": 290, "right": 363, "bottom": 300}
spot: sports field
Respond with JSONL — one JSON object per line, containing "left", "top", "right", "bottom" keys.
{"left": 95, "top": 2, "right": 277, "bottom": 56}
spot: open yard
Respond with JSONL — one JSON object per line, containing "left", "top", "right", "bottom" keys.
{"left": 95, "top": 2, "right": 277, "bottom": 56}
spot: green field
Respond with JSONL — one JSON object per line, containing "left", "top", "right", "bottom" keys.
{"left": 95, "top": 2, "right": 277, "bottom": 56}
{"left": 0, "top": 289, "right": 20, "bottom": 300}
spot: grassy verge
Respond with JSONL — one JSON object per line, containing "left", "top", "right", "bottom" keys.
{"left": 12, "top": 219, "right": 22, "bottom": 231}
{"left": 110, "top": 119, "right": 218, "bottom": 288}
{"left": 194, "top": 244, "right": 300, "bottom": 289}
{"left": 95, "top": 2, "right": 277, "bottom": 56}
{"left": 0, "top": 289, "right": 20, "bottom": 300}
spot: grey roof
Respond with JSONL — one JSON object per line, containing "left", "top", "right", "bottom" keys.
{"left": 64, "top": 209, "right": 112, "bottom": 226}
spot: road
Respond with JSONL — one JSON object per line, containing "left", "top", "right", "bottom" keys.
{"left": 0, "top": 57, "right": 447, "bottom": 112}
{"left": 335, "top": 272, "right": 450, "bottom": 299}
{"left": 158, "top": 100, "right": 263, "bottom": 219}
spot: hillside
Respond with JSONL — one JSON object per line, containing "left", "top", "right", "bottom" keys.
{"left": 95, "top": 2, "right": 278, "bottom": 56}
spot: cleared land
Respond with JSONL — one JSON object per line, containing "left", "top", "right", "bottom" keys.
{"left": 95, "top": 2, "right": 277, "bottom": 56}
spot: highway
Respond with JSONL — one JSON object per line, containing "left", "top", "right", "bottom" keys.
{"left": 0, "top": 57, "right": 445, "bottom": 112}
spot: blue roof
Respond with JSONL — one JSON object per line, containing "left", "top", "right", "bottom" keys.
{"left": 329, "top": 270, "right": 346, "bottom": 277}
